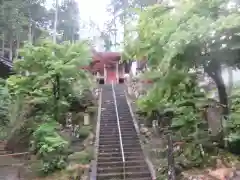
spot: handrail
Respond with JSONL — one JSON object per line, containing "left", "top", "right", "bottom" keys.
{"left": 111, "top": 81, "right": 126, "bottom": 180}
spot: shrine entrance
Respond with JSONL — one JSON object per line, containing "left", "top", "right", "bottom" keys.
{"left": 106, "top": 64, "right": 117, "bottom": 84}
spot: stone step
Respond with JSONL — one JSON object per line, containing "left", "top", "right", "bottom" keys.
{"left": 98, "top": 148, "right": 121, "bottom": 153}
{"left": 97, "top": 165, "right": 148, "bottom": 174}
{"left": 98, "top": 137, "right": 139, "bottom": 144}
{"left": 99, "top": 134, "right": 120, "bottom": 139}
{"left": 97, "top": 155, "right": 143, "bottom": 163}
{"left": 99, "top": 143, "right": 140, "bottom": 150}
{"left": 98, "top": 146, "right": 142, "bottom": 154}
{"left": 96, "top": 171, "right": 151, "bottom": 180}
{"left": 97, "top": 159, "right": 146, "bottom": 169}
{"left": 98, "top": 151, "right": 143, "bottom": 158}
{"left": 96, "top": 85, "right": 152, "bottom": 180}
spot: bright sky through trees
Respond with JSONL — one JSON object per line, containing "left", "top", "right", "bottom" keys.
{"left": 44, "top": 0, "right": 240, "bottom": 84}
{"left": 46, "top": 0, "right": 110, "bottom": 31}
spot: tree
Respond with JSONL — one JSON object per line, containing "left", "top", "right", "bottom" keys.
{"left": 125, "top": 0, "right": 240, "bottom": 117}
{"left": 5, "top": 40, "right": 93, "bottom": 173}
{"left": 124, "top": 1, "right": 240, "bottom": 175}
{"left": 0, "top": 0, "right": 82, "bottom": 60}
{"left": 107, "top": 0, "right": 161, "bottom": 50}
{"left": 100, "top": 31, "right": 113, "bottom": 51}
{"left": 0, "top": 0, "right": 50, "bottom": 59}
{"left": 47, "top": 0, "right": 80, "bottom": 43}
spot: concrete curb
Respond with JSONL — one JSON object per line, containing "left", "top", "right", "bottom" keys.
{"left": 90, "top": 88, "right": 102, "bottom": 180}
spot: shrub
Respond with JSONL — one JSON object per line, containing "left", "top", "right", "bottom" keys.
{"left": 31, "top": 121, "right": 70, "bottom": 174}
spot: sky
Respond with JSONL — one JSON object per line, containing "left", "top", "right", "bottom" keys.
{"left": 78, "top": 0, "right": 110, "bottom": 29}
{"left": 46, "top": 0, "right": 112, "bottom": 50}
{"left": 46, "top": 0, "right": 110, "bottom": 29}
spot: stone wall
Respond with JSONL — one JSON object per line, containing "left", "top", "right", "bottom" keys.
{"left": 125, "top": 74, "right": 152, "bottom": 98}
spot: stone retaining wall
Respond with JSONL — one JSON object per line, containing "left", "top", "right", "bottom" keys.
{"left": 125, "top": 74, "right": 152, "bottom": 99}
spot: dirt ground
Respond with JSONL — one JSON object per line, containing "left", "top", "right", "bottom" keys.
{"left": 0, "top": 167, "right": 20, "bottom": 180}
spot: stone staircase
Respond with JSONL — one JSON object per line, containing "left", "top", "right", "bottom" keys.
{"left": 95, "top": 84, "right": 152, "bottom": 180}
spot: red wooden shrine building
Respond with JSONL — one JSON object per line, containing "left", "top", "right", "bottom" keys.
{"left": 83, "top": 50, "right": 129, "bottom": 84}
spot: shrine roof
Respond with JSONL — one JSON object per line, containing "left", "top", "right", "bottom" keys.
{"left": 92, "top": 51, "right": 121, "bottom": 61}
{"left": 84, "top": 49, "right": 122, "bottom": 73}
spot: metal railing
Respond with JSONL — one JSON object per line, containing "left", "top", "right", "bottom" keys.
{"left": 111, "top": 81, "right": 126, "bottom": 180}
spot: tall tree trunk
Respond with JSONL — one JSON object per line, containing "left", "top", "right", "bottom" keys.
{"left": 9, "top": 35, "right": 13, "bottom": 61}
{"left": 123, "top": 0, "right": 128, "bottom": 49}
{"left": 204, "top": 60, "right": 229, "bottom": 117}
{"left": 53, "top": 0, "right": 59, "bottom": 43}
{"left": 1, "top": 33, "right": 5, "bottom": 56}
{"left": 113, "top": 16, "right": 117, "bottom": 50}
{"left": 72, "top": 27, "right": 74, "bottom": 43}
{"left": 215, "top": 77, "right": 228, "bottom": 116}
{"left": 1, "top": 0, "right": 5, "bottom": 56}
{"left": 16, "top": 33, "right": 20, "bottom": 58}
{"left": 227, "top": 67, "right": 233, "bottom": 109}
{"left": 28, "top": 8, "right": 32, "bottom": 44}
{"left": 205, "top": 60, "right": 230, "bottom": 149}
{"left": 32, "top": 28, "right": 35, "bottom": 44}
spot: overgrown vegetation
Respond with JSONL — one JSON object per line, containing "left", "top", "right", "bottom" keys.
{"left": 124, "top": 0, "right": 240, "bottom": 179}
{"left": 31, "top": 122, "right": 70, "bottom": 174}
{"left": 0, "top": 39, "right": 95, "bottom": 176}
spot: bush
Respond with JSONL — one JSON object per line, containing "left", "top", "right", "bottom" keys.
{"left": 31, "top": 121, "right": 70, "bottom": 174}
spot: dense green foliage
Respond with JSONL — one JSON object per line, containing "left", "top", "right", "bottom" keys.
{"left": 0, "top": 40, "right": 93, "bottom": 174}
{"left": 124, "top": 0, "right": 240, "bottom": 178}
{"left": 31, "top": 121, "right": 70, "bottom": 174}
{"left": 0, "top": 0, "right": 94, "bottom": 177}
{"left": 226, "top": 87, "right": 240, "bottom": 152}
{"left": 137, "top": 70, "right": 213, "bottom": 178}
{"left": 7, "top": 40, "right": 91, "bottom": 113}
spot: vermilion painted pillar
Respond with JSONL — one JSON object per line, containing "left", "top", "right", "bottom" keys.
{"left": 104, "top": 64, "right": 106, "bottom": 83}
{"left": 116, "top": 62, "right": 119, "bottom": 83}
